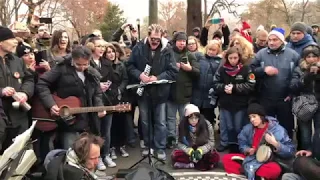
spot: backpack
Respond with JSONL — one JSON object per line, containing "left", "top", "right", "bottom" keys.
{"left": 292, "top": 93, "right": 318, "bottom": 122}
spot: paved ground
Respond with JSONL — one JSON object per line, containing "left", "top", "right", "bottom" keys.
{"left": 96, "top": 141, "right": 248, "bottom": 180}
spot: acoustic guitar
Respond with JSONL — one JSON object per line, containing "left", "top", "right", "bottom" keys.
{"left": 32, "top": 95, "right": 131, "bottom": 132}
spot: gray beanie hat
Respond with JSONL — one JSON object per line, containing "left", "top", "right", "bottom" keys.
{"left": 291, "top": 22, "right": 307, "bottom": 34}
{"left": 306, "top": 26, "right": 313, "bottom": 35}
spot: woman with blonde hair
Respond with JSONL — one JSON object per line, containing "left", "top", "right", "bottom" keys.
{"left": 229, "top": 35, "right": 254, "bottom": 65}
{"left": 187, "top": 36, "right": 204, "bottom": 54}
{"left": 191, "top": 40, "right": 222, "bottom": 126}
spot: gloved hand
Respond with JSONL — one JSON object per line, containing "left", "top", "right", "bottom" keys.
{"left": 187, "top": 148, "right": 194, "bottom": 157}
{"left": 193, "top": 149, "right": 203, "bottom": 161}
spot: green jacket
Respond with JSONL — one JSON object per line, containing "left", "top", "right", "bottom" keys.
{"left": 169, "top": 50, "right": 200, "bottom": 104}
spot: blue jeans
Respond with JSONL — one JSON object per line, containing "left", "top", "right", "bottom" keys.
{"left": 60, "top": 132, "right": 79, "bottom": 149}
{"left": 100, "top": 114, "right": 113, "bottom": 157}
{"left": 138, "top": 97, "right": 167, "bottom": 150}
{"left": 166, "top": 101, "right": 188, "bottom": 138}
{"left": 125, "top": 112, "right": 137, "bottom": 144}
{"left": 219, "top": 108, "right": 247, "bottom": 146}
{"left": 298, "top": 109, "right": 320, "bottom": 150}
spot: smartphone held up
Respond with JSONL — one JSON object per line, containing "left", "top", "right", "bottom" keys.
{"left": 210, "top": 18, "right": 224, "bottom": 24}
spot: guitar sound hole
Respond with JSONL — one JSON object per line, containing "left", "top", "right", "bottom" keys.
{"left": 60, "top": 106, "right": 71, "bottom": 118}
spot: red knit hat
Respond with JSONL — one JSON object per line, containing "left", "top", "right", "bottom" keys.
{"left": 242, "top": 21, "right": 251, "bottom": 30}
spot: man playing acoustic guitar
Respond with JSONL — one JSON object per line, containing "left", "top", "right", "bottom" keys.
{"left": 36, "top": 46, "right": 106, "bottom": 149}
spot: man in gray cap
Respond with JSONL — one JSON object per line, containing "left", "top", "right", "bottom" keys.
{"left": 0, "top": 26, "right": 34, "bottom": 153}
{"left": 312, "top": 24, "right": 319, "bottom": 45}
{"left": 287, "top": 22, "right": 317, "bottom": 56}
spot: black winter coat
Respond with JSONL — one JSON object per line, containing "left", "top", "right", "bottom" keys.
{"left": 0, "top": 54, "right": 34, "bottom": 128}
{"left": 37, "top": 56, "right": 103, "bottom": 132}
{"left": 92, "top": 58, "right": 128, "bottom": 105}
{"left": 126, "top": 39, "right": 178, "bottom": 104}
{"left": 290, "top": 64, "right": 320, "bottom": 102}
{"left": 213, "top": 65, "right": 255, "bottom": 111}
{"left": 170, "top": 49, "right": 200, "bottom": 104}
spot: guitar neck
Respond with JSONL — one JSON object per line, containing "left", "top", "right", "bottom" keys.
{"left": 69, "top": 106, "right": 117, "bottom": 114}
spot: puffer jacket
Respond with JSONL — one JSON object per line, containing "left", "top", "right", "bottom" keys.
{"left": 192, "top": 54, "right": 221, "bottom": 108}
{"left": 238, "top": 116, "right": 295, "bottom": 179}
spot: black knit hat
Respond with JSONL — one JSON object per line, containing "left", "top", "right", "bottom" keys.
{"left": 0, "top": 26, "right": 15, "bottom": 42}
{"left": 173, "top": 32, "right": 187, "bottom": 41}
{"left": 213, "top": 31, "right": 223, "bottom": 40}
{"left": 16, "top": 41, "right": 33, "bottom": 58}
{"left": 291, "top": 22, "right": 307, "bottom": 34}
{"left": 248, "top": 103, "right": 266, "bottom": 117}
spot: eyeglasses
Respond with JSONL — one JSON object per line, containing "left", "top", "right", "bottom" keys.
{"left": 150, "top": 37, "right": 161, "bottom": 42}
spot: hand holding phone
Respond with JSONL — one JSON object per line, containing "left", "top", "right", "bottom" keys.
{"left": 35, "top": 50, "right": 48, "bottom": 65}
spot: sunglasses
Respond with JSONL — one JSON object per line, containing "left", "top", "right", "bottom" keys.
{"left": 150, "top": 37, "right": 161, "bottom": 42}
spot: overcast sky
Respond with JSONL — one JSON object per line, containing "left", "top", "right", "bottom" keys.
{"left": 109, "top": 0, "right": 258, "bottom": 24}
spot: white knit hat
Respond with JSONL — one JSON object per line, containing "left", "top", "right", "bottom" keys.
{"left": 184, "top": 104, "right": 200, "bottom": 117}
{"left": 268, "top": 28, "right": 285, "bottom": 43}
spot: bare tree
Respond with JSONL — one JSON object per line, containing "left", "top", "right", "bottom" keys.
{"left": 208, "top": 0, "right": 240, "bottom": 17}
{"left": 22, "top": 0, "right": 46, "bottom": 24}
{"left": 0, "top": 0, "right": 23, "bottom": 26}
{"left": 62, "top": 0, "right": 107, "bottom": 38}
{"left": 159, "top": 1, "right": 186, "bottom": 34}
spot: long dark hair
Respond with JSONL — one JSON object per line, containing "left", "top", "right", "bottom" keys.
{"left": 178, "top": 114, "right": 209, "bottom": 147}
{"left": 50, "top": 29, "right": 71, "bottom": 55}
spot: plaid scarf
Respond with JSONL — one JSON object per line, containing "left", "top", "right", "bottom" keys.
{"left": 223, "top": 63, "right": 243, "bottom": 76}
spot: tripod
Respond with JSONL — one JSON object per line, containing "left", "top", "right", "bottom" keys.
{"left": 126, "top": 80, "right": 175, "bottom": 169}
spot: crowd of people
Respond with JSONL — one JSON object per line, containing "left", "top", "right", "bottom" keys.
{"left": 0, "top": 17, "right": 319, "bottom": 180}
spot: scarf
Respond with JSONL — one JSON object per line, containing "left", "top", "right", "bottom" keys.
{"left": 144, "top": 41, "right": 162, "bottom": 76}
{"left": 66, "top": 148, "right": 98, "bottom": 180}
{"left": 223, "top": 63, "right": 243, "bottom": 76}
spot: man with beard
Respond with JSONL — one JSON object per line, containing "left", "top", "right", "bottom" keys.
{"left": 167, "top": 32, "right": 200, "bottom": 149}
{"left": 35, "top": 25, "right": 51, "bottom": 51}
{"left": 126, "top": 24, "right": 178, "bottom": 160}
{"left": 251, "top": 28, "right": 300, "bottom": 139}
{"left": 0, "top": 26, "right": 34, "bottom": 152}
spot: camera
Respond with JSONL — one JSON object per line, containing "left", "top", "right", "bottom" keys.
{"left": 129, "top": 24, "right": 134, "bottom": 31}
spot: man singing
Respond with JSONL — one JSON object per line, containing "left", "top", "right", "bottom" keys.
{"left": 37, "top": 46, "right": 106, "bottom": 149}
{"left": 0, "top": 26, "right": 34, "bottom": 152}
{"left": 127, "top": 24, "right": 178, "bottom": 160}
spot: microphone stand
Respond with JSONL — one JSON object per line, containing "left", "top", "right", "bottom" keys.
{"left": 125, "top": 80, "right": 175, "bottom": 169}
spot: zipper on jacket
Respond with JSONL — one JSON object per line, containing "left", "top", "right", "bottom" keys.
{"left": 313, "top": 80, "right": 315, "bottom": 93}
